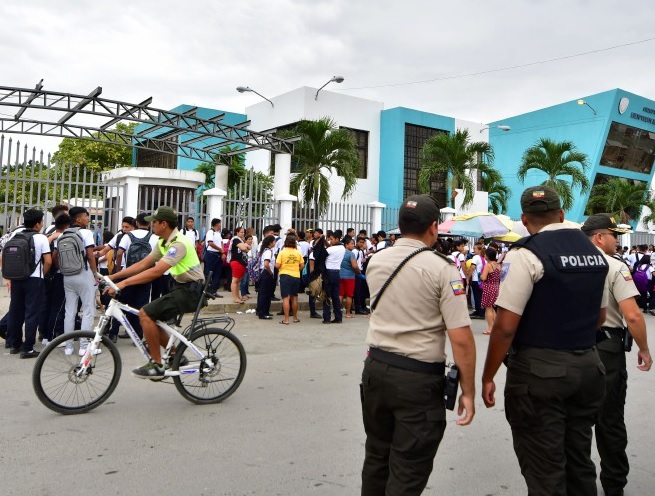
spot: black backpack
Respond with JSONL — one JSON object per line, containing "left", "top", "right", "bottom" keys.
{"left": 1, "top": 229, "right": 39, "bottom": 280}
{"left": 126, "top": 231, "right": 153, "bottom": 266}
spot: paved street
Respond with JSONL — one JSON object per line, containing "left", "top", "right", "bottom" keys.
{"left": 0, "top": 285, "right": 654, "bottom": 495}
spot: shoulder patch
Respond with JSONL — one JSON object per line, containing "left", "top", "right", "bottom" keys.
{"left": 618, "top": 266, "right": 632, "bottom": 281}
{"left": 166, "top": 246, "right": 178, "bottom": 257}
{"left": 450, "top": 280, "right": 466, "bottom": 295}
{"left": 500, "top": 263, "right": 510, "bottom": 282}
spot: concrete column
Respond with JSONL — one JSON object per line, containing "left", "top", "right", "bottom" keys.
{"left": 277, "top": 193, "right": 297, "bottom": 231}
{"left": 368, "top": 201, "right": 386, "bottom": 233}
{"left": 215, "top": 164, "right": 229, "bottom": 192}
{"left": 203, "top": 187, "right": 227, "bottom": 228}
{"left": 440, "top": 207, "right": 456, "bottom": 222}
{"left": 123, "top": 170, "right": 142, "bottom": 218}
{"left": 274, "top": 153, "right": 291, "bottom": 197}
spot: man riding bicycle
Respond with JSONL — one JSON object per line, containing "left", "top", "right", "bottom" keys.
{"left": 106, "top": 206, "right": 205, "bottom": 378}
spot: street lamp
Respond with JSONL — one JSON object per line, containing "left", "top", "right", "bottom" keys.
{"left": 315, "top": 76, "right": 344, "bottom": 100}
{"left": 236, "top": 86, "right": 274, "bottom": 107}
{"left": 479, "top": 125, "right": 511, "bottom": 133}
{"left": 577, "top": 99, "right": 597, "bottom": 115}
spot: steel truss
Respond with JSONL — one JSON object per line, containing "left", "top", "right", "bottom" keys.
{"left": 0, "top": 81, "right": 296, "bottom": 163}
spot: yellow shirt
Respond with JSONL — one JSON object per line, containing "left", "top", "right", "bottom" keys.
{"left": 276, "top": 248, "right": 304, "bottom": 278}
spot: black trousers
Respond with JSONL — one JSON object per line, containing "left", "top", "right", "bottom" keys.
{"left": 202, "top": 251, "right": 222, "bottom": 293}
{"left": 505, "top": 347, "right": 605, "bottom": 496}
{"left": 360, "top": 356, "right": 446, "bottom": 496}
{"left": 354, "top": 275, "right": 369, "bottom": 312}
{"left": 470, "top": 280, "right": 483, "bottom": 317}
{"left": 7, "top": 277, "right": 45, "bottom": 352}
{"left": 256, "top": 270, "right": 274, "bottom": 317}
{"left": 40, "top": 272, "right": 65, "bottom": 341}
{"left": 322, "top": 269, "right": 342, "bottom": 322}
{"left": 595, "top": 337, "right": 629, "bottom": 493}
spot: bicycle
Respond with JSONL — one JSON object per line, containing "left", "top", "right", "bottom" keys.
{"left": 32, "top": 274, "right": 247, "bottom": 415}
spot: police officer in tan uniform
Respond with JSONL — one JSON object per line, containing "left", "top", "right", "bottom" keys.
{"left": 360, "top": 194, "right": 476, "bottom": 496}
{"left": 582, "top": 213, "right": 652, "bottom": 496}
{"left": 482, "top": 186, "right": 609, "bottom": 495}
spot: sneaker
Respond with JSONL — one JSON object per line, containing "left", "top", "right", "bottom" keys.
{"left": 79, "top": 346, "right": 102, "bottom": 357}
{"left": 9, "top": 347, "right": 21, "bottom": 355}
{"left": 41, "top": 338, "right": 50, "bottom": 346}
{"left": 20, "top": 349, "right": 40, "bottom": 359}
{"left": 310, "top": 313, "right": 322, "bottom": 319}
{"left": 132, "top": 362, "right": 165, "bottom": 379}
{"left": 64, "top": 343, "right": 74, "bottom": 356}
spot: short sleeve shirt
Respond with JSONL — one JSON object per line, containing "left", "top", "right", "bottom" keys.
{"left": 10, "top": 228, "right": 50, "bottom": 278}
{"left": 118, "top": 228, "right": 159, "bottom": 252}
{"left": 260, "top": 248, "right": 273, "bottom": 271}
{"left": 339, "top": 249, "right": 356, "bottom": 279}
{"left": 151, "top": 230, "right": 204, "bottom": 283}
{"left": 603, "top": 252, "right": 640, "bottom": 329}
{"left": 205, "top": 229, "right": 222, "bottom": 252}
{"left": 495, "top": 224, "right": 609, "bottom": 315}
{"left": 276, "top": 248, "right": 303, "bottom": 278}
{"left": 365, "top": 238, "right": 471, "bottom": 363}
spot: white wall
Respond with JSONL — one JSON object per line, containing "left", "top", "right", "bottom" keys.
{"left": 245, "top": 87, "right": 384, "bottom": 205}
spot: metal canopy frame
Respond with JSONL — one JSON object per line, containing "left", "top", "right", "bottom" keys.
{"left": 0, "top": 81, "right": 296, "bottom": 164}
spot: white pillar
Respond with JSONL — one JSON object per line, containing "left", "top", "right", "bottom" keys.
{"left": 368, "top": 201, "right": 386, "bottom": 233}
{"left": 215, "top": 164, "right": 228, "bottom": 192}
{"left": 440, "top": 207, "right": 456, "bottom": 222}
{"left": 274, "top": 153, "right": 291, "bottom": 197}
{"left": 123, "top": 170, "right": 142, "bottom": 217}
{"left": 277, "top": 193, "right": 297, "bottom": 231}
{"left": 203, "top": 187, "right": 227, "bottom": 229}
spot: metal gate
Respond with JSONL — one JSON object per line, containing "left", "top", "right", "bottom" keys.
{"left": 223, "top": 168, "right": 276, "bottom": 233}
{"left": 0, "top": 135, "right": 125, "bottom": 233}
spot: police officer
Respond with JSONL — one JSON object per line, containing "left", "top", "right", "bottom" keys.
{"left": 482, "top": 186, "right": 609, "bottom": 495}
{"left": 361, "top": 194, "right": 476, "bottom": 496}
{"left": 582, "top": 213, "right": 652, "bottom": 496}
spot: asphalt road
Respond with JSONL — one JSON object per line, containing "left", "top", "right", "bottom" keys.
{"left": 0, "top": 288, "right": 654, "bottom": 495}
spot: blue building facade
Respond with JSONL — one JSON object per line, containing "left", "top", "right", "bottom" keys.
{"left": 490, "top": 89, "right": 655, "bottom": 223}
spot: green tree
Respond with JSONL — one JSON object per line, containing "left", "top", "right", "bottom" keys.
{"left": 640, "top": 195, "right": 655, "bottom": 229}
{"left": 52, "top": 122, "right": 137, "bottom": 172}
{"left": 480, "top": 168, "right": 511, "bottom": 214}
{"left": 418, "top": 129, "right": 494, "bottom": 208}
{"left": 194, "top": 145, "right": 247, "bottom": 189}
{"left": 284, "top": 117, "right": 360, "bottom": 216}
{"left": 585, "top": 177, "right": 647, "bottom": 224}
{"left": 517, "top": 138, "right": 590, "bottom": 211}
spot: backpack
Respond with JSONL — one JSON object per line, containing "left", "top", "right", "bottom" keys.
{"left": 126, "top": 231, "right": 152, "bottom": 267}
{"left": 57, "top": 227, "right": 87, "bottom": 276}
{"left": 247, "top": 253, "right": 263, "bottom": 283}
{"left": 1, "top": 229, "right": 38, "bottom": 280}
{"left": 632, "top": 265, "right": 649, "bottom": 293}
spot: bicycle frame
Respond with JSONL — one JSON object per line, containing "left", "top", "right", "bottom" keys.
{"left": 77, "top": 296, "right": 209, "bottom": 378}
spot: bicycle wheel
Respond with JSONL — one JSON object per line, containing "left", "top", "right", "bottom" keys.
{"left": 173, "top": 328, "right": 246, "bottom": 405}
{"left": 32, "top": 331, "right": 122, "bottom": 415}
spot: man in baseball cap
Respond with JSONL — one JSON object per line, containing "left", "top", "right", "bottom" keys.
{"left": 520, "top": 185, "right": 562, "bottom": 213}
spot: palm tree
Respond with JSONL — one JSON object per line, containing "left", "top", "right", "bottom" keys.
{"left": 418, "top": 129, "right": 494, "bottom": 209}
{"left": 285, "top": 117, "right": 360, "bottom": 216}
{"left": 480, "top": 168, "right": 511, "bottom": 214}
{"left": 585, "top": 177, "right": 647, "bottom": 224}
{"left": 640, "top": 195, "right": 655, "bottom": 230}
{"left": 517, "top": 138, "right": 590, "bottom": 211}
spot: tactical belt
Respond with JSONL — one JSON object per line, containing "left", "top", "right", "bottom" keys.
{"left": 597, "top": 326, "right": 625, "bottom": 343}
{"left": 368, "top": 347, "right": 445, "bottom": 375}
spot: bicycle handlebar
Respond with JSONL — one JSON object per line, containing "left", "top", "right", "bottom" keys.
{"left": 96, "top": 273, "right": 121, "bottom": 294}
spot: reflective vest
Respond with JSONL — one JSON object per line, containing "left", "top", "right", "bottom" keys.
{"left": 158, "top": 231, "right": 201, "bottom": 277}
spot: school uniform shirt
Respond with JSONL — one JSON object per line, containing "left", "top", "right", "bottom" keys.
{"left": 325, "top": 244, "right": 346, "bottom": 270}
{"left": 259, "top": 248, "right": 273, "bottom": 271}
{"left": 470, "top": 254, "right": 484, "bottom": 282}
{"left": 182, "top": 228, "right": 199, "bottom": 245}
{"left": 205, "top": 229, "right": 223, "bottom": 252}
{"left": 118, "top": 228, "right": 159, "bottom": 253}
{"left": 298, "top": 240, "right": 311, "bottom": 259}
{"left": 449, "top": 251, "right": 467, "bottom": 279}
{"left": 352, "top": 248, "right": 366, "bottom": 271}
{"left": 9, "top": 227, "right": 50, "bottom": 278}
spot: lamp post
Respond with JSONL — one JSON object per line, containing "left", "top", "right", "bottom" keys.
{"left": 577, "top": 99, "right": 597, "bottom": 115}
{"left": 315, "top": 76, "right": 344, "bottom": 100}
{"left": 479, "top": 125, "right": 511, "bottom": 133}
{"left": 236, "top": 86, "right": 274, "bottom": 107}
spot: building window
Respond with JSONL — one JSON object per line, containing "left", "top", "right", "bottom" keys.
{"left": 600, "top": 122, "right": 655, "bottom": 174}
{"left": 340, "top": 127, "right": 368, "bottom": 179}
{"left": 404, "top": 124, "right": 448, "bottom": 206}
{"left": 585, "top": 173, "right": 647, "bottom": 220}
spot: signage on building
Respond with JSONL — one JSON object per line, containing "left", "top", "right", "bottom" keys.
{"left": 630, "top": 107, "right": 655, "bottom": 127}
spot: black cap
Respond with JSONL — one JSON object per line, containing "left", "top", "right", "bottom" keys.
{"left": 398, "top": 195, "right": 440, "bottom": 227}
{"left": 581, "top": 213, "right": 631, "bottom": 234}
{"left": 520, "top": 186, "right": 561, "bottom": 213}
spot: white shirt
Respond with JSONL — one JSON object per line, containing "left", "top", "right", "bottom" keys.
{"left": 449, "top": 251, "right": 466, "bottom": 279}
{"left": 205, "top": 229, "right": 223, "bottom": 252}
{"left": 325, "top": 244, "right": 346, "bottom": 270}
{"left": 260, "top": 248, "right": 273, "bottom": 271}
{"left": 298, "top": 240, "right": 311, "bottom": 258}
{"left": 470, "top": 254, "right": 483, "bottom": 282}
{"left": 352, "top": 248, "right": 366, "bottom": 271}
{"left": 182, "top": 227, "right": 199, "bottom": 244}
{"left": 9, "top": 227, "right": 50, "bottom": 278}
{"left": 118, "top": 228, "right": 159, "bottom": 253}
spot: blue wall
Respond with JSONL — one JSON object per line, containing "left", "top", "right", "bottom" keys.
{"left": 132, "top": 104, "right": 248, "bottom": 171}
{"left": 490, "top": 89, "right": 655, "bottom": 221}
{"left": 379, "top": 107, "right": 455, "bottom": 209}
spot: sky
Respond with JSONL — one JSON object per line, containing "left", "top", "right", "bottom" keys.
{"left": 1, "top": 0, "right": 654, "bottom": 156}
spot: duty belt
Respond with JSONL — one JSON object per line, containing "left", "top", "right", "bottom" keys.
{"left": 368, "top": 347, "right": 445, "bottom": 375}
{"left": 596, "top": 326, "right": 625, "bottom": 343}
